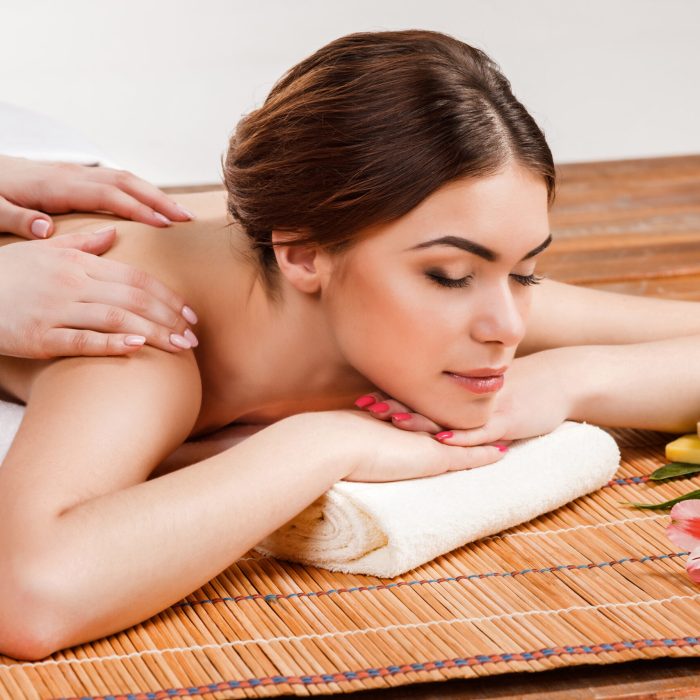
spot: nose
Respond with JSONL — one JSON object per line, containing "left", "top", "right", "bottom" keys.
{"left": 470, "top": 279, "right": 528, "bottom": 346}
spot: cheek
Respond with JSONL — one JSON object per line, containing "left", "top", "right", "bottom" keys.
{"left": 330, "top": 273, "right": 456, "bottom": 395}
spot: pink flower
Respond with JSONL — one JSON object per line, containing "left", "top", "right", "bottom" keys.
{"left": 666, "top": 499, "right": 700, "bottom": 583}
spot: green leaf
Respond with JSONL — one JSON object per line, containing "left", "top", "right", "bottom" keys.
{"left": 620, "top": 488, "right": 700, "bottom": 510}
{"left": 649, "top": 462, "right": 700, "bottom": 481}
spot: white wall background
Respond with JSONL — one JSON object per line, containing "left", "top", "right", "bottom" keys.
{"left": 1, "top": 0, "right": 698, "bottom": 186}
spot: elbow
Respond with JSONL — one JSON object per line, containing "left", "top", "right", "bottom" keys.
{"left": 0, "top": 554, "right": 71, "bottom": 660}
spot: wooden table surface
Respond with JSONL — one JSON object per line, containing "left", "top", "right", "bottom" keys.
{"left": 167, "top": 154, "right": 700, "bottom": 699}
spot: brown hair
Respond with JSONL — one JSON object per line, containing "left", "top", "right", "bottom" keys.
{"left": 223, "top": 29, "right": 555, "bottom": 300}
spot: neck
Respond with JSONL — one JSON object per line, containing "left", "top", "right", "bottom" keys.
{"left": 197, "top": 260, "right": 377, "bottom": 425}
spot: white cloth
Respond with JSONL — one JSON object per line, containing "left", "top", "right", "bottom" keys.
{"left": 0, "top": 101, "right": 120, "bottom": 167}
{"left": 0, "top": 399, "right": 24, "bottom": 465}
{"left": 254, "top": 421, "right": 620, "bottom": 577}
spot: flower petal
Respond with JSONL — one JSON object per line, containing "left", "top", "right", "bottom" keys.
{"left": 687, "top": 545, "right": 700, "bottom": 583}
{"left": 666, "top": 499, "right": 700, "bottom": 550}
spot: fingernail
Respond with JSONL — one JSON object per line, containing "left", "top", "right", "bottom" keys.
{"left": 30, "top": 219, "right": 50, "bottom": 238}
{"left": 153, "top": 212, "right": 172, "bottom": 226}
{"left": 94, "top": 225, "right": 116, "bottom": 235}
{"left": 435, "top": 431, "right": 453, "bottom": 441}
{"left": 368, "top": 402, "right": 390, "bottom": 414}
{"left": 392, "top": 413, "right": 411, "bottom": 421}
{"left": 181, "top": 305, "right": 198, "bottom": 324}
{"left": 124, "top": 335, "right": 146, "bottom": 346}
{"left": 176, "top": 205, "right": 196, "bottom": 220}
{"left": 170, "top": 333, "right": 192, "bottom": 349}
{"left": 354, "top": 395, "right": 376, "bottom": 408}
{"left": 497, "top": 445, "right": 509, "bottom": 452}
{"left": 183, "top": 328, "right": 199, "bottom": 347}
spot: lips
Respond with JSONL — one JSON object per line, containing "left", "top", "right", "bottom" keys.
{"left": 448, "top": 366, "right": 508, "bottom": 378}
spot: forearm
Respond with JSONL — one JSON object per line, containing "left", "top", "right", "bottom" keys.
{"left": 29, "top": 413, "right": 355, "bottom": 654}
{"left": 520, "top": 279, "right": 700, "bottom": 356}
{"left": 562, "top": 334, "right": 700, "bottom": 433}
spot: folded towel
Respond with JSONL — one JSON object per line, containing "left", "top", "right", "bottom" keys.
{"left": 253, "top": 420, "right": 621, "bottom": 577}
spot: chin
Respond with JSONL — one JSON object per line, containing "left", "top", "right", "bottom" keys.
{"left": 428, "top": 396, "right": 496, "bottom": 431}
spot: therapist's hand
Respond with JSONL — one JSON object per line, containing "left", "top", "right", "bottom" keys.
{"left": 0, "top": 155, "right": 195, "bottom": 240}
{"left": 0, "top": 226, "right": 199, "bottom": 359}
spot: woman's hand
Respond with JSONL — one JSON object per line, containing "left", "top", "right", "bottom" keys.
{"left": 0, "top": 226, "right": 199, "bottom": 358}
{"left": 0, "top": 155, "right": 195, "bottom": 239}
{"left": 353, "top": 349, "right": 577, "bottom": 448}
{"left": 302, "top": 409, "right": 508, "bottom": 483}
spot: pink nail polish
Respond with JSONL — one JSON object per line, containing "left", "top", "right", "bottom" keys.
{"left": 170, "top": 333, "right": 191, "bottom": 349}
{"left": 368, "top": 402, "right": 390, "bottom": 413}
{"left": 153, "top": 212, "right": 172, "bottom": 226}
{"left": 31, "top": 219, "right": 50, "bottom": 238}
{"left": 392, "top": 413, "right": 411, "bottom": 421}
{"left": 124, "top": 335, "right": 146, "bottom": 346}
{"left": 354, "top": 395, "right": 376, "bottom": 408}
{"left": 497, "top": 445, "right": 509, "bottom": 452}
{"left": 183, "top": 328, "right": 199, "bottom": 347}
{"left": 435, "top": 431, "right": 453, "bottom": 441}
{"left": 181, "top": 305, "right": 198, "bottom": 324}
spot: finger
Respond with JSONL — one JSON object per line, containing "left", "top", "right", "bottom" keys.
{"left": 365, "top": 398, "right": 412, "bottom": 421}
{"left": 353, "top": 391, "right": 389, "bottom": 409}
{"left": 390, "top": 412, "right": 444, "bottom": 433}
{"left": 63, "top": 302, "right": 197, "bottom": 352}
{"left": 62, "top": 181, "right": 174, "bottom": 227}
{"left": 78, "top": 278, "right": 187, "bottom": 330}
{"left": 440, "top": 443, "right": 508, "bottom": 472}
{"left": 86, "top": 168, "right": 194, "bottom": 222}
{"left": 45, "top": 225, "right": 117, "bottom": 254}
{"left": 40, "top": 328, "right": 149, "bottom": 358}
{"left": 83, "top": 256, "right": 196, "bottom": 325}
{"left": 0, "top": 195, "right": 54, "bottom": 239}
{"left": 434, "top": 423, "right": 510, "bottom": 448}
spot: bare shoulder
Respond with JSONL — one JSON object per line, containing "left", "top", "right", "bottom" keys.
{"left": 0, "top": 346, "right": 202, "bottom": 529}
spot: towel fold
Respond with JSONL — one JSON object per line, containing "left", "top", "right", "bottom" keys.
{"left": 253, "top": 420, "right": 620, "bottom": 577}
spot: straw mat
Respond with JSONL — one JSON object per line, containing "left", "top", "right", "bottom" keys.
{"left": 2, "top": 426, "right": 700, "bottom": 699}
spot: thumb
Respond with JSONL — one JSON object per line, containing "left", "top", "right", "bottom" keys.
{"left": 0, "top": 195, "right": 53, "bottom": 239}
{"left": 45, "top": 225, "right": 117, "bottom": 255}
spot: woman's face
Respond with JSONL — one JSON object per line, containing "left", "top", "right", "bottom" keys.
{"left": 323, "top": 162, "right": 551, "bottom": 430}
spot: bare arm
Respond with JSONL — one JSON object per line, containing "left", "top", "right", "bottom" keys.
{"left": 0, "top": 349, "right": 355, "bottom": 660}
{"left": 518, "top": 278, "right": 700, "bottom": 356}
{"left": 554, "top": 333, "right": 700, "bottom": 433}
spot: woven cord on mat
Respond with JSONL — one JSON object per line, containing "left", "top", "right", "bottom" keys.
{"left": 1, "top": 427, "right": 698, "bottom": 700}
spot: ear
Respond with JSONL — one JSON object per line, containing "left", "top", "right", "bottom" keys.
{"left": 272, "top": 230, "right": 330, "bottom": 294}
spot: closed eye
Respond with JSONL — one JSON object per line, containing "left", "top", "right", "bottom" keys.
{"left": 426, "top": 272, "right": 545, "bottom": 289}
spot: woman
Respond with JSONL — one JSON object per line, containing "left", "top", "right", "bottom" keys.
{"left": 0, "top": 29, "right": 699, "bottom": 661}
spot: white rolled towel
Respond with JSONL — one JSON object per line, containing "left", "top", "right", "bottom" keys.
{"left": 254, "top": 421, "right": 621, "bottom": 577}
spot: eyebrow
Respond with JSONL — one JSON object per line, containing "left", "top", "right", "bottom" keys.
{"left": 406, "top": 233, "right": 553, "bottom": 262}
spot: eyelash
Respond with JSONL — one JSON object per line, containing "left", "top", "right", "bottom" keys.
{"left": 426, "top": 272, "right": 545, "bottom": 289}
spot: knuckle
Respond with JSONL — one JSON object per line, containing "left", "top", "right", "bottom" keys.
{"left": 126, "top": 287, "right": 150, "bottom": 314}
{"left": 55, "top": 162, "right": 83, "bottom": 175}
{"left": 104, "top": 307, "right": 127, "bottom": 330}
{"left": 71, "top": 331, "right": 92, "bottom": 354}
{"left": 127, "top": 266, "right": 152, "bottom": 290}
{"left": 114, "top": 169, "right": 135, "bottom": 187}
{"left": 54, "top": 268, "right": 85, "bottom": 290}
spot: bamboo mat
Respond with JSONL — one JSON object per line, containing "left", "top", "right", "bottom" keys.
{"left": 2, "top": 426, "right": 699, "bottom": 699}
